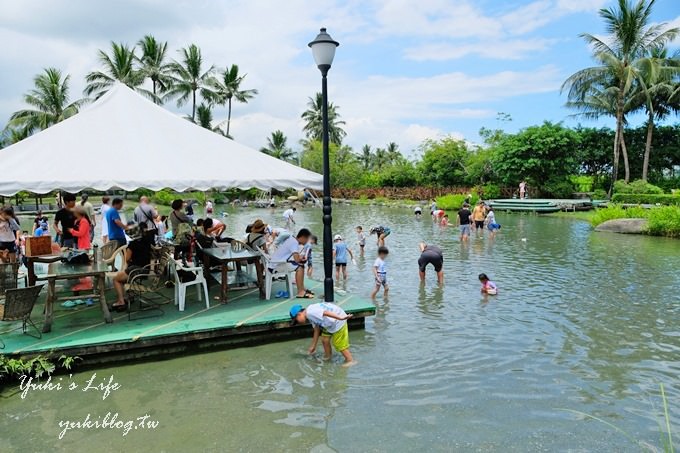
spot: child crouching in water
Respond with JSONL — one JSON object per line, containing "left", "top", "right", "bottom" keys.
{"left": 479, "top": 273, "right": 498, "bottom": 295}
{"left": 370, "top": 246, "right": 389, "bottom": 299}
{"left": 290, "top": 302, "right": 356, "bottom": 366}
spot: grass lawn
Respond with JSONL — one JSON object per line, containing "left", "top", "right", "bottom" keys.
{"left": 545, "top": 210, "right": 597, "bottom": 223}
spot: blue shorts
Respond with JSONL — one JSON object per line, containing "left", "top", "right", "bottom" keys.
{"left": 382, "top": 228, "right": 391, "bottom": 237}
{"left": 459, "top": 224, "right": 471, "bottom": 236}
{"left": 375, "top": 273, "right": 387, "bottom": 287}
{"left": 487, "top": 223, "right": 501, "bottom": 231}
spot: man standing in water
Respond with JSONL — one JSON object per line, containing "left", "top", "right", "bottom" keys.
{"left": 418, "top": 242, "right": 444, "bottom": 284}
{"left": 456, "top": 203, "right": 472, "bottom": 241}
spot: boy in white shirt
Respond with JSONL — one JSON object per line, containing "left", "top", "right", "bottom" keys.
{"left": 282, "top": 207, "right": 296, "bottom": 231}
{"left": 290, "top": 302, "right": 355, "bottom": 366}
{"left": 370, "top": 246, "right": 389, "bottom": 299}
{"left": 269, "top": 228, "right": 314, "bottom": 298}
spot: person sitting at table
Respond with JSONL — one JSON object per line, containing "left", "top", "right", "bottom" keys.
{"left": 245, "top": 219, "right": 268, "bottom": 252}
{"left": 269, "top": 228, "right": 314, "bottom": 299}
{"left": 111, "top": 224, "right": 153, "bottom": 311}
{"left": 202, "top": 217, "right": 226, "bottom": 238}
{"left": 68, "top": 206, "right": 93, "bottom": 249}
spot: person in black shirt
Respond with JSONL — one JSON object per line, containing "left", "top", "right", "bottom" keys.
{"left": 112, "top": 224, "right": 153, "bottom": 311}
{"left": 418, "top": 242, "right": 444, "bottom": 284}
{"left": 53, "top": 193, "right": 77, "bottom": 247}
{"left": 456, "top": 203, "right": 472, "bottom": 241}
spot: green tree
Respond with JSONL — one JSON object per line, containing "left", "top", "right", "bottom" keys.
{"left": 260, "top": 130, "right": 295, "bottom": 161}
{"left": 136, "top": 35, "right": 173, "bottom": 99}
{"left": 358, "top": 144, "right": 373, "bottom": 170}
{"left": 385, "top": 142, "right": 402, "bottom": 164}
{"left": 206, "top": 64, "right": 258, "bottom": 137}
{"left": 373, "top": 148, "right": 388, "bottom": 171}
{"left": 299, "top": 140, "right": 361, "bottom": 188}
{"left": 562, "top": 0, "right": 678, "bottom": 185}
{"left": 301, "top": 93, "right": 346, "bottom": 145}
{"left": 632, "top": 48, "right": 680, "bottom": 180}
{"left": 166, "top": 44, "right": 214, "bottom": 121}
{"left": 84, "top": 42, "right": 148, "bottom": 99}
{"left": 492, "top": 122, "right": 581, "bottom": 192}
{"left": 416, "top": 136, "right": 471, "bottom": 186}
{"left": 8, "top": 68, "right": 83, "bottom": 137}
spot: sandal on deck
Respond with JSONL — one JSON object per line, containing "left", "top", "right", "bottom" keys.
{"left": 304, "top": 289, "right": 315, "bottom": 296}
{"left": 296, "top": 293, "right": 315, "bottom": 299}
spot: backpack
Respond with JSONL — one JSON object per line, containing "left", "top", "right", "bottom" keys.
{"left": 172, "top": 212, "right": 195, "bottom": 247}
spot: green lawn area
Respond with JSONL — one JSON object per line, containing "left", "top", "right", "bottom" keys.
{"left": 545, "top": 210, "right": 597, "bottom": 222}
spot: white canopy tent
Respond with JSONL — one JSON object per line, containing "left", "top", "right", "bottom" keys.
{"left": 0, "top": 83, "right": 322, "bottom": 196}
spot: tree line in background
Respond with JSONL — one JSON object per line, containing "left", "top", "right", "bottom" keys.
{"left": 0, "top": 35, "right": 258, "bottom": 144}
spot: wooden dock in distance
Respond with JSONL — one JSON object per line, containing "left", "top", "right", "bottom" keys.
{"left": 0, "top": 279, "right": 375, "bottom": 365}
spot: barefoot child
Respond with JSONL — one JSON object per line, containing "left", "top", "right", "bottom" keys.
{"left": 302, "top": 235, "right": 318, "bottom": 278}
{"left": 333, "top": 235, "right": 354, "bottom": 280}
{"left": 355, "top": 226, "right": 366, "bottom": 257}
{"left": 370, "top": 246, "right": 389, "bottom": 299}
{"left": 370, "top": 226, "right": 391, "bottom": 247}
{"left": 479, "top": 273, "right": 498, "bottom": 295}
{"left": 290, "top": 302, "right": 355, "bottom": 366}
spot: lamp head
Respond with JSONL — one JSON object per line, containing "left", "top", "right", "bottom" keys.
{"left": 308, "top": 27, "right": 339, "bottom": 72}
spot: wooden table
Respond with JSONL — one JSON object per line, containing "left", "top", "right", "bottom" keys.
{"left": 37, "top": 260, "right": 112, "bottom": 333}
{"left": 201, "top": 246, "right": 264, "bottom": 303}
{"left": 26, "top": 254, "right": 63, "bottom": 286}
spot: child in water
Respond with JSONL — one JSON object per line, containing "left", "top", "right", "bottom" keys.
{"left": 302, "top": 235, "right": 318, "bottom": 278}
{"left": 370, "top": 226, "right": 391, "bottom": 247}
{"left": 440, "top": 214, "right": 450, "bottom": 226}
{"left": 355, "top": 226, "right": 366, "bottom": 257}
{"left": 479, "top": 273, "right": 498, "bottom": 295}
{"left": 332, "top": 235, "right": 354, "bottom": 280}
{"left": 370, "top": 246, "right": 389, "bottom": 299}
{"left": 290, "top": 302, "right": 356, "bottom": 366}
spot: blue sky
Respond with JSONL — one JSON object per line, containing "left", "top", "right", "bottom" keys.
{"left": 1, "top": 0, "right": 679, "bottom": 156}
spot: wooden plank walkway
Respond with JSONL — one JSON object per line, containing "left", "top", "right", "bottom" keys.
{"left": 0, "top": 279, "right": 375, "bottom": 364}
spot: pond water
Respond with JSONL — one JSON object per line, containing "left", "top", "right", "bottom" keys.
{"left": 3, "top": 205, "right": 680, "bottom": 452}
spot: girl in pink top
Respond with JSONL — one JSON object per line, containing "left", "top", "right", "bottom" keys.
{"left": 479, "top": 273, "right": 497, "bottom": 295}
{"left": 69, "top": 206, "right": 92, "bottom": 249}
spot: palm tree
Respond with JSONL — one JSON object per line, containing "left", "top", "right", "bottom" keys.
{"left": 84, "top": 42, "right": 148, "bottom": 99}
{"left": 166, "top": 44, "right": 214, "bottom": 121}
{"left": 260, "top": 130, "right": 295, "bottom": 161}
{"left": 633, "top": 48, "right": 680, "bottom": 180}
{"left": 358, "top": 144, "right": 373, "bottom": 170}
{"left": 385, "top": 142, "right": 402, "bottom": 164}
{"left": 562, "top": 0, "right": 678, "bottom": 184}
{"left": 136, "top": 35, "right": 173, "bottom": 99}
{"left": 192, "top": 103, "right": 229, "bottom": 137}
{"left": 8, "top": 68, "right": 83, "bottom": 137}
{"left": 374, "top": 148, "right": 388, "bottom": 171}
{"left": 301, "top": 92, "right": 346, "bottom": 145}
{"left": 206, "top": 64, "right": 258, "bottom": 137}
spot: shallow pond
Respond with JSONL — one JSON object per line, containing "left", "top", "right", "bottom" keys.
{"left": 3, "top": 205, "right": 680, "bottom": 452}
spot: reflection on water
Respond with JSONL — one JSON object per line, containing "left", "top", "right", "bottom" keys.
{"left": 3, "top": 206, "right": 680, "bottom": 452}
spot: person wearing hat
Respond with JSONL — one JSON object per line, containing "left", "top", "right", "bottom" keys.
{"left": 245, "top": 219, "right": 267, "bottom": 251}
{"left": 289, "top": 302, "right": 356, "bottom": 366}
{"left": 332, "top": 234, "right": 354, "bottom": 281}
{"left": 111, "top": 223, "right": 152, "bottom": 311}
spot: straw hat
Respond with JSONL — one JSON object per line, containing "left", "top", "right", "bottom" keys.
{"left": 251, "top": 219, "right": 266, "bottom": 233}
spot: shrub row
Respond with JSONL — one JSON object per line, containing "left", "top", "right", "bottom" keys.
{"left": 611, "top": 194, "right": 680, "bottom": 205}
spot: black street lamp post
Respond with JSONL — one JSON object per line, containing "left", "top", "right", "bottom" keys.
{"left": 308, "top": 28, "right": 339, "bottom": 303}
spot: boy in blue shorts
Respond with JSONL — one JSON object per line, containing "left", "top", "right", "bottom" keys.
{"left": 290, "top": 302, "right": 356, "bottom": 366}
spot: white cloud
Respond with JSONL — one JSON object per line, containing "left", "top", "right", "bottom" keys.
{"left": 404, "top": 39, "right": 557, "bottom": 61}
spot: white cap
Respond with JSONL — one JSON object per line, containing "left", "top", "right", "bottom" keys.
{"left": 334, "top": 234, "right": 343, "bottom": 241}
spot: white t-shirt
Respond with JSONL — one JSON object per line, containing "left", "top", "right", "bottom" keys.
{"left": 100, "top": 204, "right": 111, "bottom": 237}
{"left": 486, "top": 211, "right": 496, "bottom": 224}
{"left": 305, "top": 302, "right": 347, "bottom": 334}
{"left": 270, "top": 236, "right": 300, "bottom": 266}
{"left": 283, "top": 209, "right": 295, "bottom": 220}
{"left": 206, "top": 201, "right": 213, "bottom": 210}
{"left": 374, "top": 257, "right": 387, "bottom": 274}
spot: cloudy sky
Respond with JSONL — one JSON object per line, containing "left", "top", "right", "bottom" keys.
{"left": 1, "top": 0, "right": 678, "bottom": 155}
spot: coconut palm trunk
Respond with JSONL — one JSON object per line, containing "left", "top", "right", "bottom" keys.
{"left": 192, "top": 89, "right": 196, "bottom": 121}
{"left": 226, "top": 97, "right": 233, "bottom": 137}
{"left": 642, "top": 112, "right": 654, "bottom": 181}
{"left": 619, "top": 122, "right": 630, "bottom": 183}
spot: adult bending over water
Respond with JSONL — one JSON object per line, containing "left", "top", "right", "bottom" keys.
{"left": 269, "top": 228, "right": 314, "bottom": 298}
{"left": 418, "top": 242, "right": 444, "bottom": 284}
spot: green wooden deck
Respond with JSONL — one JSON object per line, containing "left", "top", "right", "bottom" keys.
{"left": 0, "top": 279, "right": 375, "bottom": 363}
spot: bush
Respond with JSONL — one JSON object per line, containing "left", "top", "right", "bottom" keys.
{"left": 613, "top": 179, "right": 664, "bottom": 195}
{"left": 647, "top": 206, "right": 680, "bottom": 237}
{"left": 591, "top": 205, "right": 649, "bottom": 227}
{"left": 570, "top": 175, "right": 594, "bottom": 192}
{"left": 152, "top": 189, "right": 176, "bottom": 206}
{"left": 436, "top": 193, "right": 478, "bottom": 211}
{"left": 651, "top": 177, "right": 680, "bottom": 193}
{"left": 611, "top": 194, "right": 680, "bottom": 205}
{"left": 592, "top": 189, "right": 608, "bottom": 200}
{"left": 542, "top": 178, "right": 575, "bottom": 198}
{"left": 480, "top": 183, "right": 501, "bottom": 199}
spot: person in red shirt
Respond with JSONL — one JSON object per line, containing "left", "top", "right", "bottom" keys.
{"left": 69, "top": 206, "right": 92, "bottom": 249}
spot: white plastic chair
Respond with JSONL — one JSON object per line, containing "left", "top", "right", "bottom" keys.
{"left": 171, "top": 259, "right": 209, "bottom": 312}
{"left": 256, "top": 246, "right": 295, "bottom": 300}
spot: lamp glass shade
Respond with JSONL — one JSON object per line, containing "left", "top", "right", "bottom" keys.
{"left": 308, "top": 28, "right": 339, "bottom": 68}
